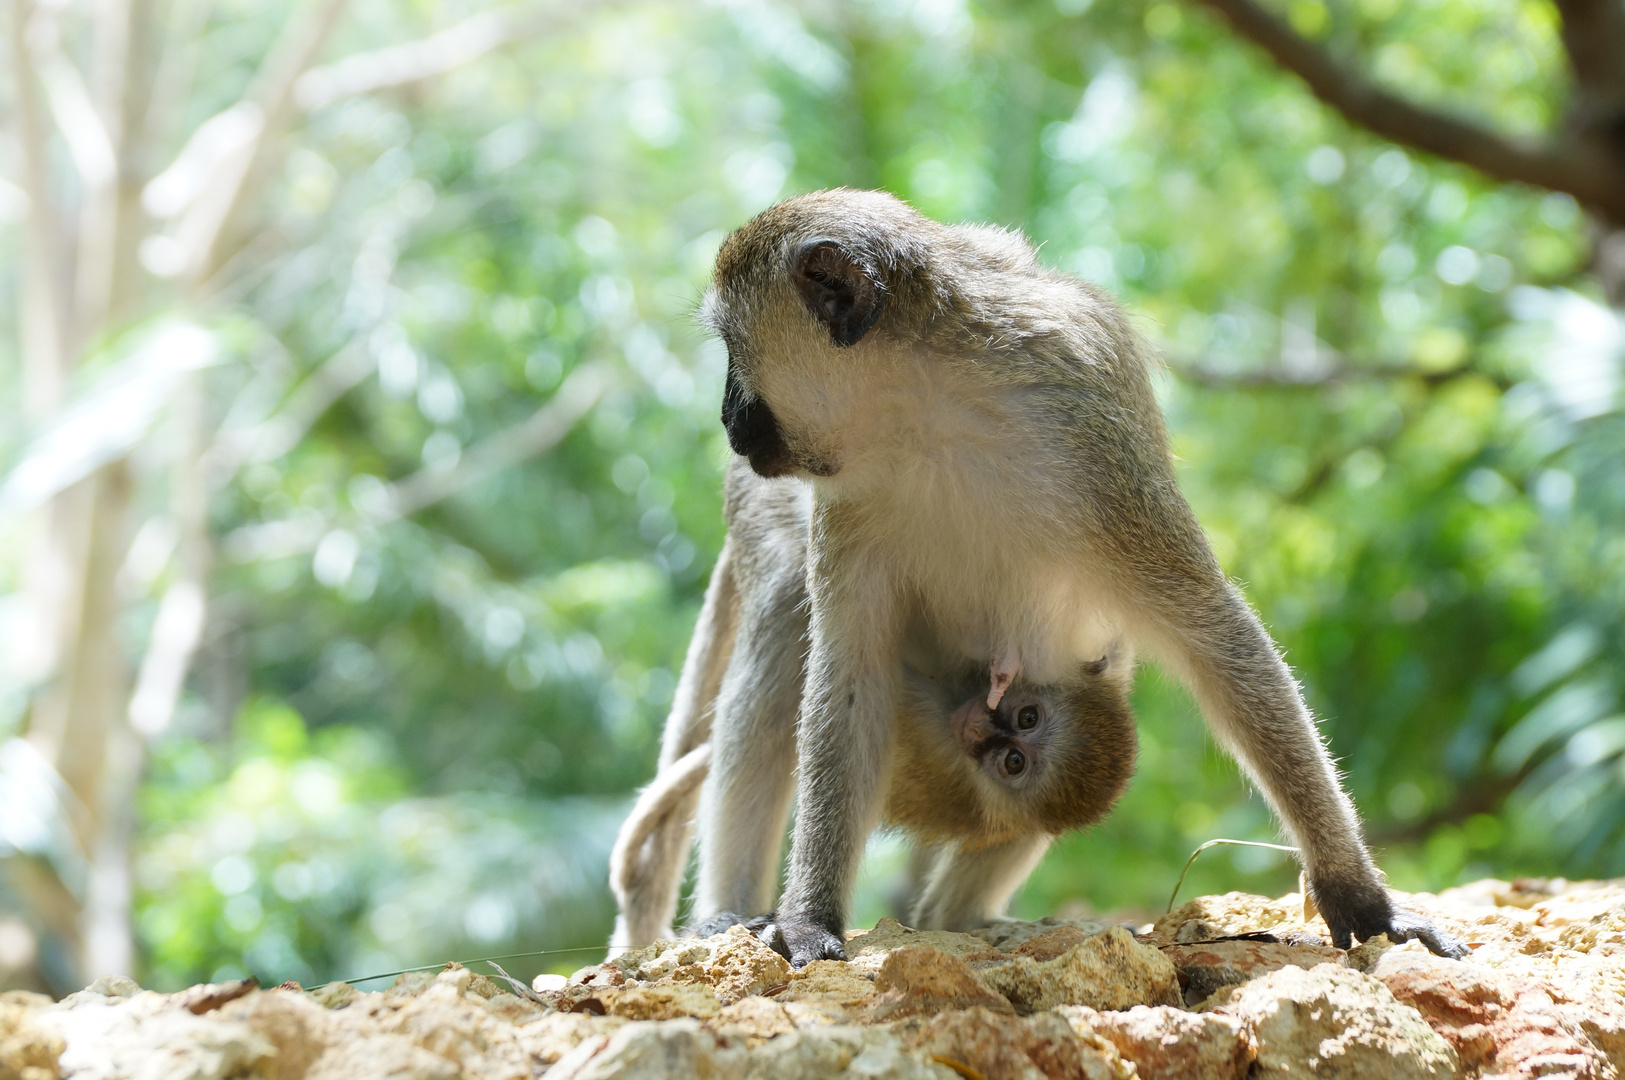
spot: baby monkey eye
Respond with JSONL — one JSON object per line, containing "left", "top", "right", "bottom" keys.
{"left": 1003, "top": 748, "right": 1026, "bottom": 776}
{"left": 1016, "top": 705, "right": 1040, "bottom": 730}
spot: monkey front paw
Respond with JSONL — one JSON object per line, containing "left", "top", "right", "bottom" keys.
{"left": 1314, "top": 879, "right": 1468, "bottom": 959}
{"left": 1385, "top": 907, "right": 1470, "bottom": 959}
{"left": 759, "top": 916, "right": 847, "bottom": 968}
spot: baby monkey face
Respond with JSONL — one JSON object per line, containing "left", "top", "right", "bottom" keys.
{"left": 951, "top": 692, "right": 1052, "bottom": 786}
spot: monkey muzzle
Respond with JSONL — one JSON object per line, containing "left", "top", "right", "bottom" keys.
{"left": 722, "top": 363, "right": 796, "bottom": 477}
{"left": 951, "top": 697, "right": 1001, "bottom": 755}
{"left": 721, "top": 363, "right": 839, "bottom": 478}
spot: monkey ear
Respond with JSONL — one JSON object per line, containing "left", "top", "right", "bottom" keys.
{"left": 793, "top": 242, "right": 883, "bottom": 347}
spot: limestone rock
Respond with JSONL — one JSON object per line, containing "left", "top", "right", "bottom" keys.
{"left": 976, "top": 926, "right": 1181, "bottom": 1013}
{"left": 1153, "top": 891, "right": 1311, "bottom": 943}
{"left": 1569, "top": 1003, "right": 1625, "bottom": 1077}
{"left": 597, "top": 983, "right": 722, "bottom": 1022}
{"left": 689, "top": 928, "right": 794, "bottom": 1005}
{"left": 974, "top": 917, "right": 1115, "bottom": 952}
{"left": 773, "top": 960, "right": 876, "bottom": 1023}
{"left": 1223, "top": 961, "right": 1460, "bottom": 1078}
{"left": 1063, "top": 1003, "right": 1255, "bottom": 1080}
{"left": 1375, "top": 947, "right": 1619, "bottom": 1079}
{"left": 16, "top": 878, "right": 1625, "bottom": 1079}
{"left": 217, "top": 989, "right": 331, "bottom": 1080}
{"left": 547, "top": 1019, "right": 745, "bottom": 1080}
{"left": 846, "top": 919, "right": 997, "bottom": 970}
{"left": 707, "top": 996, "right": 797, "bottom": 1044}
{"left": 43, "top": 990, "right": 278, "bottom": 1080}
{"left": 83, "top": 977, "right": 141, "bottom": 1000}
{"left": 900, "top": 1006, "right": 1133, "bottom": 1080}
{"left": 514, "top": 1012, "right": 627, "bottom": 1066}
{"left": 302, "top": 1034, "right": 458, "bottom": 1080}
{"left": 1163, "top": 938, "right": 1346, "bottom": 1006}
{"left": 743, "top": 1024, "right": 949, "bottom": 1079}
{"left": 1002, "top": 924, "right": 1113, "bottom": 962}
{"left": 374, "top": 968, "right": 533, "bottom": 1078}
{"left": 307, "top": 983, "right": 358, "bottom": 1010}
{"left": 595, "top": 927, "right": 791, "bottom": 1007}
{"left": 867, "top": 947, "right": 1013, "bottom": 1021}
{"left": 1549, "top": 893, "right": 1625, "bottom": 993}
{"left": 0, "top": 991, "right": 64, "bottom": 1080}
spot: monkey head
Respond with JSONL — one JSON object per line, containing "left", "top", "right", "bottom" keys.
{"left": 948, "top": 664, "right": 1138, "bottom": 839}
{"left": 701, "top": 190, "right": 956, "bottom": 480}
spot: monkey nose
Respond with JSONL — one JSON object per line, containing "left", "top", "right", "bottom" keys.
{"left": 951, "top": 698, "right": 997, "bottom": 752}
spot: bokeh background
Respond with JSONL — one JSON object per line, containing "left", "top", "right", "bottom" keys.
{"left": 1, "top": 0, "right": 1622, "bottom": 997}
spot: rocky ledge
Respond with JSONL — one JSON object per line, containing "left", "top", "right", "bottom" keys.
{"left": 3, "top": 877, "right": 1624, "bottom": 1079}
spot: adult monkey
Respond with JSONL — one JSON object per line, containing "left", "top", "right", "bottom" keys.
{"left": 697, "top": 189, "right": 1463, "bottom": 967}
{"left": 608, "top": 462, "right": 1138, "bottom": 951}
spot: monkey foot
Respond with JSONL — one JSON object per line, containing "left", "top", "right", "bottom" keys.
{"left": 986, "top": 653, "right": 1022, "bottom": 710}
{"left": 759, "top": 915, "right": 847, "bottom": 968}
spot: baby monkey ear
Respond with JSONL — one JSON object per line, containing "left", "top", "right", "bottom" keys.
{"left": 793, "top": 241, "right": 883, "bottom": 347}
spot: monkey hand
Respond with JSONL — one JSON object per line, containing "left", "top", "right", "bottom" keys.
{"left": 1384, "top": 907, "right": 1470, "bottom": 958}
{"left": 1314, "top": 879, "right": 1469, "bottom": 959}
{"left": 759, "top": 913, "right": 848, "bottom": 968}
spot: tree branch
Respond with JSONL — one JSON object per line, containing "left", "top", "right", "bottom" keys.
{"left": 166, "top": 0, "right": 347, "bottom": 285}
{"left": 1188, "top": 0, "right": 1625, "bottom": 224}
{"left": 7, "top": 0, "right": 73, "bottom": 415}
{"left": 221, "top": 363, "right": 611, "bottom": 562}
{"left": 377, "top": 361, "right": 610, "bottom": 523}
{"left": 1161, "top": 349, "right": 1511, "bottom": 391}
{"left": 294, "top": 4, "right": 536, "bottom": 111}
{"left": 292, "top": 0, "right": 621, "bottom": 112}
{"left": 30, "top": 34, "right": 117, "bottom": 191}
{"left": 1551, "top": 0, "right": 1625, "bottom": 109}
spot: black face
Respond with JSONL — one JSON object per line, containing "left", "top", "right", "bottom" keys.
{"left": 721, "top": 360, "right": 794, "bottom": 477}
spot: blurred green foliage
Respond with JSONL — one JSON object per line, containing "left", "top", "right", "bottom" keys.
{"left": 2, "top": 0, "right": 1621, "bottom": 991}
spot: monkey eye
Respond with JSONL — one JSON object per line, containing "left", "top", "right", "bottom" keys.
{"left": 1016, "top": 705, "right": 1040, "bottom": 731}
{"left": 1002, "top": 748, "right": 1026, "bottom": 776}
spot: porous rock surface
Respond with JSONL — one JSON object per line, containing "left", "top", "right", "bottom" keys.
{"left": 3, "top": 878, "right": 1623, "bottom": 1079}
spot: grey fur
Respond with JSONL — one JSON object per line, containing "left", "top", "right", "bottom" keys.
{"left": 622, "top": 189, "right": 1464, "bottom": 966}
{"left": 610, "top": 462, "right": 1137, "bottom": 950}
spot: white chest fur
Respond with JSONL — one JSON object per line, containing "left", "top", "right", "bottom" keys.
{"left": 814, "top": 376, "right": 1119, "bottom": 684}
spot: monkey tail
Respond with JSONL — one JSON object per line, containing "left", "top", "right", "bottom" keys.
{"left": 608, "top": 540, "right": 738, "bottom": 953}
{"left": 609, "top": 743, "right": 712, "bottom": 951}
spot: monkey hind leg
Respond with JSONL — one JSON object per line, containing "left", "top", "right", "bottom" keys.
{"left": 694, "top": 577, "right": 807, "bottom": 922}
{"left": 890, "top": 842, "right": 940, "bottom": 924}
{"left": 909, "top": 834, "right": 1052, "bottom": 932}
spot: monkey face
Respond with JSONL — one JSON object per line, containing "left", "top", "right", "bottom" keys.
{"left": 950, "top": 692, "right": 1052, "bottom": 789}
{"left": 704, "top": 193, "right": 907, "bottom": 480}
{"left": 710, "top": 240, "right": 882, "bottom": 480}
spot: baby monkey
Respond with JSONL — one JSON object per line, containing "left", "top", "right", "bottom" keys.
{"left": 887, "top": 659, "right": 1135, "bottom": 853}
{"left": 610, "top": 652, "right": 1135, "bottom": 948}
{"left": 884, "top": 660, "right": 1136, "bottom": 932}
